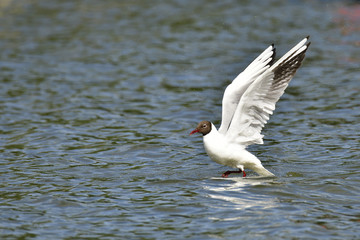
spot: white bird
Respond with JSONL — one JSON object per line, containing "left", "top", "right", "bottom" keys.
{"left": 190, "top": 37, "right": 310, "bottom": 177}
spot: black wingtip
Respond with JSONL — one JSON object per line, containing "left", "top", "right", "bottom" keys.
{"left": 268, "top": 46, "right": 277, "bottom": 66}
{"left": 306, "top": 35, "right": 310, "bottom": 40}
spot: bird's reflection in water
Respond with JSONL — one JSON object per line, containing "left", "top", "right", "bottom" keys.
{"left": 203, "top": 177, "right": 278, "bottom": 221}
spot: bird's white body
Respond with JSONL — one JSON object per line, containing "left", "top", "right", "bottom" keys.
{"left": 204, "top": 123, "right": 274, "bottom": 177}
{"left": 191, "top": 37, "right": 310, "bottom": 177}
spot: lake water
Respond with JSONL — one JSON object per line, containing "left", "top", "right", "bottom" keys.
{"left": 1, "top": 0, "right": 359, "bottom": 239}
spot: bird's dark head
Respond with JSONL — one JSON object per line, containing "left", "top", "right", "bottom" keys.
{"left": 189, "top": 121, "right": 212, "bottom": 136}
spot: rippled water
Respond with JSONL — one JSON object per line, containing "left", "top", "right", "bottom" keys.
{"left": 1, "top": 0, "right": 359, "bottom": 239}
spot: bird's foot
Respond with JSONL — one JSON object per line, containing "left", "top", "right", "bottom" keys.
{"left": 222, "top": 169, "right": 246, "bottom": 178}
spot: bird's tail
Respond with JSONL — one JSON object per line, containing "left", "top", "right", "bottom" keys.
{"left": 253, "top": 165, "right": 275, "bottom": 177}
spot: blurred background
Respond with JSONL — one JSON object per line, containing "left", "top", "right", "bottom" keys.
{"left": 0, "top": 0, "right": 359, "bottom": 239}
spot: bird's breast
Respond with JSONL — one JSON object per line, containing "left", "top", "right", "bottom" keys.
{"left": 202, "top": 132, "right": 245, "bottom": 168}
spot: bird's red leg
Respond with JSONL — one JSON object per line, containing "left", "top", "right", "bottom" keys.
{"left": 222, "top": 169, "right": 246, "bottom": 178}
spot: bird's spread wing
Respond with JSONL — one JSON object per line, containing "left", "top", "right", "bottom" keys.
{"left": 224, "top": 37, "right": 310, "bottom": 146}
{"left": 218, "top": 44, "right": 276, "bottom": 134}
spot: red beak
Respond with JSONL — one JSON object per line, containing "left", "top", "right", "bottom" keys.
{"left": 189, "top": 129, "right": 199, "bottom": 135}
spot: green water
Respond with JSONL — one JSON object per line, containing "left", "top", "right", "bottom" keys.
{"left": 1, "top": 0, "right": 359, "bottom": 239}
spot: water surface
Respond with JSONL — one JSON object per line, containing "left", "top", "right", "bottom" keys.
{"left": 1, "top": 0, "right": 359, "bottom": 239}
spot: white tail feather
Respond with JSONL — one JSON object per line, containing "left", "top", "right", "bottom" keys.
{"left": 252, "top": 165, "right": 275, "bottom": 177}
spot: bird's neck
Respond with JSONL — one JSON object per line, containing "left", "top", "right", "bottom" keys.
{"left": 203, "top": 123, "right": 221, "bottom": 139}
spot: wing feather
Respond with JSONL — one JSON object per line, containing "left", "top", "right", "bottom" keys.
{"left": 225, "top": 37, "right": 310, "bottom": 146}
{"left": 218, "top": 44, "right": 276, "bottom": 134}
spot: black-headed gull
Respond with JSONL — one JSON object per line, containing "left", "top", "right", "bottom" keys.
{"left": 190, "top": 37, "right": 310, "bottom": 178}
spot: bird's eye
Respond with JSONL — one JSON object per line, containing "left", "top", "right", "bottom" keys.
{"left": 202, "top": 124, "right": 207, "bottom": 128}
